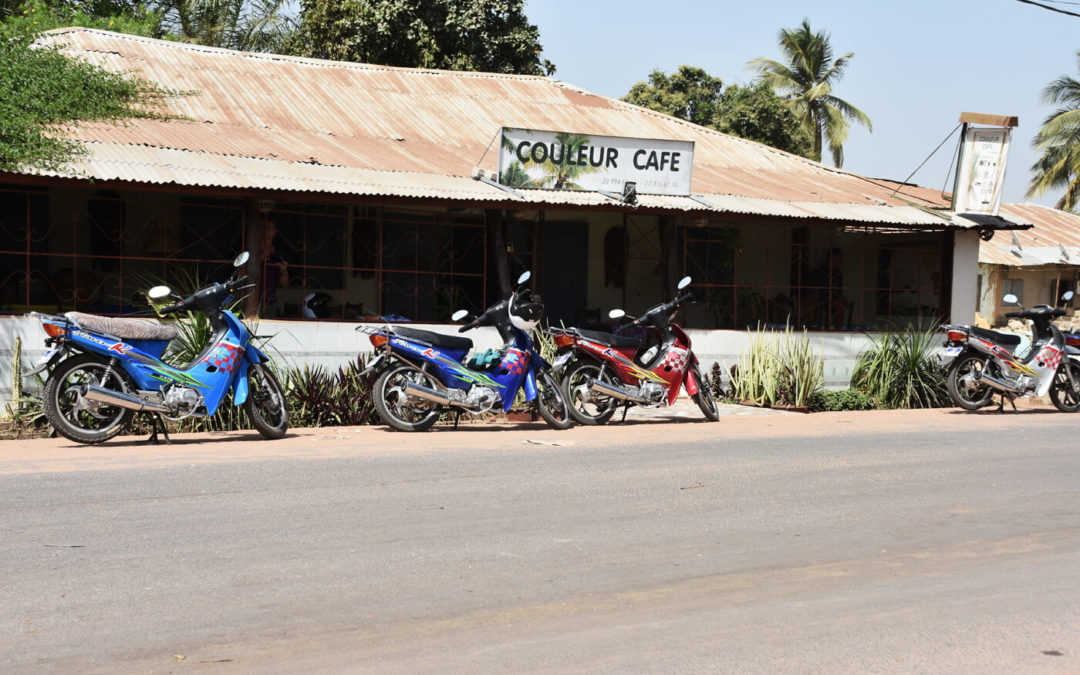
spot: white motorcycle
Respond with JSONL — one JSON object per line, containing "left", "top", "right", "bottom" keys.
{"left": 942, "top": 291, "right": 1080, "bottom": 412}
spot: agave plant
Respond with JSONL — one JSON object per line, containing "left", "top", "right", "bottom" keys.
{"left": 850, "top": 322, "right": 947, "bottom": 409}
{"left": 732, "top": 323, "right": 823, "bottom": 407}
{"left": 286, "top": 355, "right": 378, "bottom": 427}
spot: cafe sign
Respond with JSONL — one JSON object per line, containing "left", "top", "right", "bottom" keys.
{"left": 497, "top": 128, "right": 694, "bottom": 196}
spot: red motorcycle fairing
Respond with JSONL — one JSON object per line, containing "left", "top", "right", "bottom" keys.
{"left": 576, "top": 327, "right": 696, "bottom": 406}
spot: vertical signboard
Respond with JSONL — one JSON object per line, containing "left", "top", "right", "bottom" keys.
{"left": 953, "top": 126, "right": 1012, "bottom": 216}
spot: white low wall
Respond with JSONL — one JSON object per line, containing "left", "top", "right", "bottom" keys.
{"left": 1, "top": 316, "right": 881, "bottom": 410}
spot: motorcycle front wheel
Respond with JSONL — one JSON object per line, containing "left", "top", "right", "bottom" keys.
{"left": 561, "top": 360, "right": 619, "bottom": 425}
{"left": 1049, "top": 361, "right": 1080, "bottom": 412}
{"left": 373, "top": 363, "right": 442, "bottom": 432}
{"left": 534, "top": 370, "right": 573, "bottom": 430}
{"left": 690, "top": 364, "right": 720, "bottom": 422}
{"left": 42, "top": 354, "right": 134, "bottom": 444}
{"left": 946, "top": 353, "right": 994, "bottom": 410}
{"left": 244, "top": 363, "right": 289, "bottom": 438}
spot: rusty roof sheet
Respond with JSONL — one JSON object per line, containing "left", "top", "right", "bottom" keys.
{"left": 18, "top": 29, "right": 982, "bottom": 226}
{"left": 979, "top": 203, "right": 1080, "bottom": 266}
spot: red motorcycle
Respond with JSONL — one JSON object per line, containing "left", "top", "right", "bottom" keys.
{"left": 551, "top": 276, "right": 719, "bottom": 424}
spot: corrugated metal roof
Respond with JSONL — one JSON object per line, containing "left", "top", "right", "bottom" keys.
{"left": 978, "top": 203, "right": 1080, "bottom": 267}
{"left": 16, "top": 29, "right": 989, "bottom": 226}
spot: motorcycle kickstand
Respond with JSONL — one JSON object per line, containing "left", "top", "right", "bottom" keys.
{"left": 995, "top": 392, "right": 1017, "bottom": 414}
{"left": 620, "top": 403, "right": 629, "bottom": 422}
{"left": 145, "top": 413, "right": 172, "bottom": 444}
{"left": 453, "top": 409, "right": 461, "bottom": 429}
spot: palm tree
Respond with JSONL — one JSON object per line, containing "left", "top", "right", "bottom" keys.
{"left": 157, "top": 0, "right": 295, "bottom": 52}
{"left": 1027, "top": 51, "right": 1080, "bottom": 211}
{"left": 748, "top": 19, "right": 871, "bottom": 167}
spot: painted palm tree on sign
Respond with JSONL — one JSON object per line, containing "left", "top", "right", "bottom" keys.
{"left": 748, "top": 19, "right": 871, "bottom": 167}
{"left": 1027, "top": 50, "right": 1080, "bottom": 211}
{"left": 540, "top": 132, "right": 595, "bottom": 190}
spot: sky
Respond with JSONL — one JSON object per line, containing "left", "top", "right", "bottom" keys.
{"left": 526, "top": 0, "right": 1078, "bottom": 208}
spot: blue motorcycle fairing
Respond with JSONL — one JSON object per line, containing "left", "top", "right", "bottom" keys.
{"left": 61, "top": 310, "right": 255, "bottom": 416}
{"left": 232, "top": 336, "right": 272, "bottom": 407}
{"left": 378, "top": 326, "right": 538, "bottom": 412}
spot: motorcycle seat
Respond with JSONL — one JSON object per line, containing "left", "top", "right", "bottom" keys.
{"left": 970, "top": 326, "right": 1022, "bottom": 349}
{"left": 393, "top": 326, "right": 473, "bottom": 351}
{"left": 576, "top": 328, "right": 642, "bottom": 348}
{"left": 65, "top": 312, "right": 179, "bottom": 341}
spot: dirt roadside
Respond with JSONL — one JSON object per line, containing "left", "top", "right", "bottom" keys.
{"left": 0, "top": 400, "right": 1071, "bottom": 475}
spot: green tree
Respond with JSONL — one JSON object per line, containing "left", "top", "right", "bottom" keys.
{"left": 1027, "top": 50, "right": 1080, "bottom": 211}
{"left": 621, "top": 66, "right": 812, "bottom": 158}
{"left": 715, "top": 81, "right": 814, "bottom": 157}
{"left": 156, "top": 0, "right": 294, "bottom": 52}
{"left": 748, "top": 18, "right": 871, "bottom": 167}
{"left": 0, "top": 23, "right": 180, "bottom": 172}
{"left": 621, "top": 65, "right": 724, "bottom": 127}
{"left": 294, "top": 0, "right": 554, "bottom": 75}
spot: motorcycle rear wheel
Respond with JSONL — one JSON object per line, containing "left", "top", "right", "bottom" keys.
{"left": 373, "top": 363, "right": 442, "bottom": 432}
{"left": 1049, "top": 361, "right": 1080, "bottom": 412}
{"left": 561, "top": 361, "right": 618, "bottom": 425}
{"left": 690, "top": 364, "right": 720, "bottom": 422}
{"left": 535, "top": 370, "right": 573, "bottom": 430}
{"left": 244, "top": 363, "right": 289, "bottom": 438}
{"left": 42, "top": 354, "right": 134, "bottom": 444}
{"left": 946, "top": 354, "right": 994, "bottom": 410}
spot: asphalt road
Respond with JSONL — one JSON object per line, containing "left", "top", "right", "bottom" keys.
{"left": 1, "top": 406, "right": 1078, "bottom": 673}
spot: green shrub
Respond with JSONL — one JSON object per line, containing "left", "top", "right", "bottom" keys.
{"left": 809, "top": 388, "right": 876, "bottom": 412}
{"left": 850, "top": 322, "right": 947, "bottom": 409}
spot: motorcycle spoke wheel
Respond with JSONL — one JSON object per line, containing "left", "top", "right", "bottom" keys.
{"left": 244, "top": 364, "right": 289, "bottom": 438}
{"left": 1049, "top": 362, "right": 1080, "bottom": 412}
{"left": 535, "top": 370, "right": 572, "bottom": 430}
{"left": 561, "top": 361, "right": 618, "bottom": 425}
{"left": 946, "top": 354, "right": 994, "bottom": 411}
{"left": 43, "top": 355, "right": 134, "bottom": 444}
{"left": 691, "top": 364, "right": 720, "bottom": 422}
{"left": 373, "top": 364, "right": 441, "bottom": 432}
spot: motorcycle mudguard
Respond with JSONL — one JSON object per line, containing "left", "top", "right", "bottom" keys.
{"left": 521, "top": 368, "right": 539, "bottom": 405}
{"left": 683, "top": 366, "right": 700, "bottom": 397}
{"left": 24, "top": 346, "right": 68, "bottom": 377}
{"left": 232, "top": 345, "right": 267, "bottom": 406}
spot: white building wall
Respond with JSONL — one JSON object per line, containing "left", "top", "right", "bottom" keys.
{"left": 951, "top": 230, "right": 981, "bottom": 324}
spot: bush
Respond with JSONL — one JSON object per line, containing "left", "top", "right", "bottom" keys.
{"left": 850, "top": 322, "right": 947, "bottom": 409}
{"left": 809, "top": 388, "right": 876, "bottom": 412}
{"left": 731, "top": 323, "right": 823, "bottom": 407}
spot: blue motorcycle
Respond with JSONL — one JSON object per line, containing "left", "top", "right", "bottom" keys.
{"left": 359, "top": 272, "right": 572, "bottom": 431}
{"left": 27, "top": 252, "right": 288, "bottom": 444}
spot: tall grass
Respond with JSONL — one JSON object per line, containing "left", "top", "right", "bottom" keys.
{"left": 850, "top": 322, "right": 947, "bottom": 409}
{"left": 732, "top": 323, "right": 823, "bottom": 407}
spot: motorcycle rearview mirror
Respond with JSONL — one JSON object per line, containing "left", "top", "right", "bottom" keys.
{"left": 516, "top": 271, "right": 531, "bottom": 286}
{"left": 148, "top": 285, "right": 172, "bottom": 301}
{"left": 451, "top": 309, "right": 469, "bottom": 322}
{"left": 1063, "top": 290, "right": 1075, "bottom": 302}
{"left": 677, "top": 276, "right": 692, "bottom": 290}
{"left": 233, "top": 251, "right": 250, "bottom": 267}
{"left": 1002, "top": 293, "right": 1019, "bottom": 306}
{"left": 608, "top": 309, "right": 626, "bottom": 320}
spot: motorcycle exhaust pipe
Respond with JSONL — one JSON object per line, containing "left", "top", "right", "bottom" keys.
{"left": 402, "top": 382, "right": 479, "bottom": 411}
{"left": 83, "top": 385, "right": 173, "bottom": 413}
{"left": 973, "top": 371, "right": 1018, "bottom": 395}
{"left": 588, "top": 378, "right": 647, "bottom": 405}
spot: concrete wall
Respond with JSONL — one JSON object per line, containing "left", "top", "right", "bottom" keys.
{"left": 951, "top": 229, "right": 980, "bottom": 324}
{"left": 2, "top": 315, "right": 882, "bottom": 411}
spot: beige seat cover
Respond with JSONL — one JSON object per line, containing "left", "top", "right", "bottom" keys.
{"left": 65, "top": 312, "right": 179, "bottom": 341}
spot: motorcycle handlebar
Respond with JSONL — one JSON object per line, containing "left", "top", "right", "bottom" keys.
{"left": 1005, "top": 312, "right": 1020, "bottom": 318}
{"left": 159, "top": 300, "right": 187, "bottom": 315}
{"left": 458, "top": 320, "right": 479, "bottom": 333}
